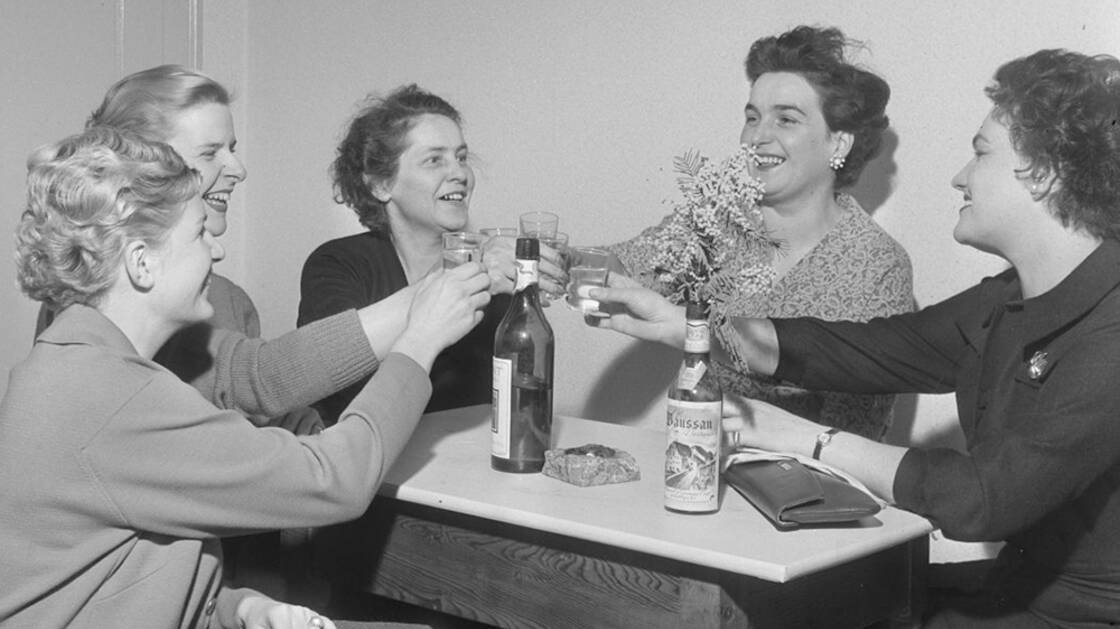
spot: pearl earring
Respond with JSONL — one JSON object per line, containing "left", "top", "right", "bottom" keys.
{"left": 829, "top": 154, "right": 846, "bottom": 170}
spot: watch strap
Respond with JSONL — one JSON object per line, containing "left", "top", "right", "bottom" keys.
{"left": 812, "top": 427, "right": 841, "bottom": 460}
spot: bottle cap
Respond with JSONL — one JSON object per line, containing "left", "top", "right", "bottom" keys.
{"left": 515, "top": 237, "right": 540, "bottom": 260}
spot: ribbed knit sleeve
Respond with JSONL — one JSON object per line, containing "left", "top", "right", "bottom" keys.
{"left": 201, "top": 309, "right": 379, "bottom": 419}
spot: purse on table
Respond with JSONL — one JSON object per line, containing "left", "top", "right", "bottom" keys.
{"left": 723, "top": 448, "right": 882, "bottom": 530}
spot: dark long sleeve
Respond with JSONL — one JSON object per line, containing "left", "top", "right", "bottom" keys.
{"left": 768, "top": 244, "right": 1120, "bottom": 621}
{"left": 298, "top": 231, "right": 507, "bottom": 424}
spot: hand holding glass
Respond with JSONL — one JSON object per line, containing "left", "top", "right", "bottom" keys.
{"left": 566, "top": 247, "right": 610, "bottom": 317}
{"left": 537, "top": 231, "right": 570, "bottom": 300}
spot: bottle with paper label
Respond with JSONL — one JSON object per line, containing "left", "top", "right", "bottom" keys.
{"left": 491, "top": 237, "right": 555, "bottom": 473}
{"left": 664, "top": 299, "right": 722, "bottom": 512}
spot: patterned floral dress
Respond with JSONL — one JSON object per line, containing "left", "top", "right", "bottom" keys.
{"left": 608, "top": 193, "right": 913, "bottom": 439}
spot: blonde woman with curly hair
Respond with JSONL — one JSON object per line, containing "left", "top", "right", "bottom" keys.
{"left": 1, "top": 126, "right": 484, "bottom": 628}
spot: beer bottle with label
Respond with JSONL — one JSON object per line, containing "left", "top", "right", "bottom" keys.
{"left": 664, "top": 299, "right": 722, "bottom": 512}
{"left": 491, "top": 237, "right": 555, "bottom": 473}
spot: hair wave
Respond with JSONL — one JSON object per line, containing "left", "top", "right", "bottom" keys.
{"left": 331, "top": 84, "right": 461, "bottom": 234}
{"left": 16, "top": 127, "right": 200, "bottom": 309}
{"left": 745, "top": 25, "right": 891, "bottom": 188}
{"left": 986, "top": 49, "right": 1120, "bottom": 240}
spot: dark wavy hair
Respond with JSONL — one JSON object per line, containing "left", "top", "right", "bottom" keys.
{"left": 986, "top": 49, "right": 1120, "bottom": 240}
{"left": 745, "top": 25, "right": 890, "bottom": 188}
{"left": 331, "top": 84, "right": 462, "bottom": 234}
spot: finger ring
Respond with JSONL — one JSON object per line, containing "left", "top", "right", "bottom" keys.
{"left": 309, "top": 616, "right": 326, "bottom": 629}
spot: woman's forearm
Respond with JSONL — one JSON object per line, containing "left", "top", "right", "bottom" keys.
{"left": 724, "top": 394, "right": 905, "bottom": 503}
{"left": 355, "top": 283, "right": 417, "bottom": 360}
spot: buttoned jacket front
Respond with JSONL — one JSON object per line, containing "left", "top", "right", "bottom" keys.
{"left": 773, "top": 239, "right": 1120, "bottom": 624}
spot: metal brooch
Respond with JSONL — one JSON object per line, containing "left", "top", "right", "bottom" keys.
{"left": 1028, "top": 351, "right": 1049, "bottom": 380}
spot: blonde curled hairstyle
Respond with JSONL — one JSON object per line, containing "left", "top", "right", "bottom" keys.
{"left": 16, "top": 126, "right": 200, "bottom": 310}
{"left": 88, "top": 64, "right": 231, "bottom": 141}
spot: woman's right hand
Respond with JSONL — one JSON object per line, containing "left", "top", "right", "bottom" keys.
{"left": 536, "top": 243, "right": 568, "bottom": 299}
{"left": 582, "top": 275, "right": 686, "bottom": 349}
{"left": 480, "top": 236, "right": 566, "bottom": 297}
{"left": 236, "top": 595, "right": 336, "bottom": 629}
{"left": 392, "top": 262, "right": 491, "bottom": 370}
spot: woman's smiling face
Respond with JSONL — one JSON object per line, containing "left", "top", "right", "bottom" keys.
{"left": 739, "top": 72, "right": 845, "bottom": 206}
{"left": 377, "top": 113, "right": 474, "bottom": 237}
{"left": 148, "top": 196, "right": 226, "bottom": 328}
{"left": 950, "top": 111, "right": 1039, "bottom": 257}
{"left": 164, "top": 102, "right": 247, "bottom": 238}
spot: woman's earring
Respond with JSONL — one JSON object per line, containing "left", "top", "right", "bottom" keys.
{"left": 829, "top": 154, "right": 846, "bottom": 171}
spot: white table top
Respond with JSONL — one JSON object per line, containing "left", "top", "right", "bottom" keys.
{"left": 380, "top": 404, "right": 932, "bottom": 583}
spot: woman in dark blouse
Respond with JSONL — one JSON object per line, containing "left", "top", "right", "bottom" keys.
{"left": 299, "top": 85, "right": 563, "bottom": 423}
{"left": 591, "top": 49, "right": 1120, "bottom": 627}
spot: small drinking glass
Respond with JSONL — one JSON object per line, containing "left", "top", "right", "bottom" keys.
{"left": 519, "top": 211, "right": 559, "bottom": 239}
{"left": 442, "top": 231, "right": 485, "bottom": 269}
{"left": 566, "top": 246, "right": 610, "bottom": 317}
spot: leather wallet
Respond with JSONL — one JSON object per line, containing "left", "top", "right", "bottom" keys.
{"left": 724, "top": 458, "right": 881, "bottom": 530}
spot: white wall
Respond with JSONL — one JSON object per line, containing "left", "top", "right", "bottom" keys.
{"left": 221, "top": 1, "right": 1119, "bottom": 442}
{"left": 0, "top": 0, "right": 199, "bottom": 400}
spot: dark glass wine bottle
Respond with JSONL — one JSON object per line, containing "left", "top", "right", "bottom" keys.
{"left": 491, "top": 237, "right": 555, "bottom": 473}
{"left": 664, "top": 299, "right": 722, "bottom": 512}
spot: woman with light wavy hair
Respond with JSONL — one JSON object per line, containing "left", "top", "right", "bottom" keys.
{"left": 1, "top": 126, "right": 482, "bottom": 628}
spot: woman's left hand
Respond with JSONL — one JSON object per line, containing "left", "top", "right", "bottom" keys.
{"left": 537, "top": 242, "right": 568, "bottom": 300}
{"left": 270, "top": 406, "right": 325, "bottom": 435}
{"left": 723, "top": 394, "right": 904, "bottom": 503}
{"left": 481, "top": 236, "right": 567, "bottom": 298}
{"left": 721, "top": 394, "right": 821, "bottom": 457}
{"left": 237, "top": 596, "right": 337, "bottom": 629}
{"left": 480, "top": 235, "right": 516, "bottom": 294}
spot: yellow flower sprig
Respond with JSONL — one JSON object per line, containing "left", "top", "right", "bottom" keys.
{"left": 649, "top": 145, "right": 776, "bottom": 305}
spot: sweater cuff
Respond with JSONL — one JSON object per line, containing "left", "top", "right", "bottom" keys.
{"left": 305, "top": 309, "right": 380, "bottom": 391}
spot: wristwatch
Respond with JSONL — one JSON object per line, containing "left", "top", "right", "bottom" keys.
{"left": 812, "top": 427, "right": 841, "bottom": 460}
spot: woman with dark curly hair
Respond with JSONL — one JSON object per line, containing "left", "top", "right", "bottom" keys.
{"left": 594, "top": 48, "right": 1120, "bottom": 627}
{"left": 298, "top": 85, "right": 562, "bottom": 424}
{"left": 607, "top": 25, "right": 912, "bottom": 440}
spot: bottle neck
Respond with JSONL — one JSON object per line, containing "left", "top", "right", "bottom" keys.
{"left": 514, "top": 258, "right": 540, "bottom": 293}
{"left": 682, "top": 301, "right": 710, "bottom": 355}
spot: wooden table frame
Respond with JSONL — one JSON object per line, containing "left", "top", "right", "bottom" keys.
{"left": 315, "top": 406, "right": 931, "bottom": 628}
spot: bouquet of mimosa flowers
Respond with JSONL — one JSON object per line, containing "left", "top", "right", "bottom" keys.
{"left": 647, "top": 144, "right": 778, "bottom": 306}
